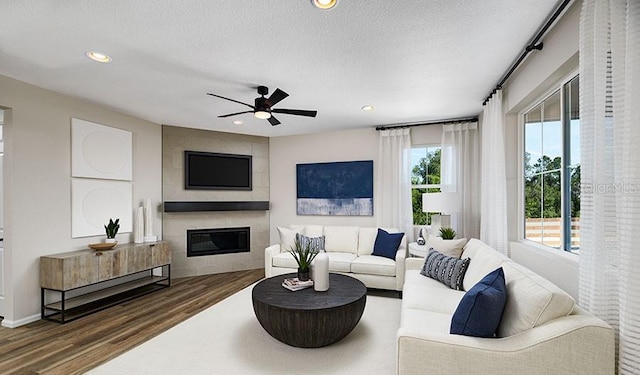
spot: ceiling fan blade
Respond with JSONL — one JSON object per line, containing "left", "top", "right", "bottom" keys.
{"left": 267, "top": 88, "right": 289, "bottom": 107}
{"left": 206, "top": 93, "right": 254, "bottom": 109}
{"left": 218, "top": 110, "right": 254, "bottom": 118}
{"left": 272, "top": 108, "right": 318, "bottom": 117}
{"left": 267, "top": 116, "right": 281, "bottom": 126}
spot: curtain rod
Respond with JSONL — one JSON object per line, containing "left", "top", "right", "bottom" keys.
{"left": 482, "top": 0, "right": 572, "bottom": 105}
{"left": 375, "top": 116, "right": 478, "bottom": 131}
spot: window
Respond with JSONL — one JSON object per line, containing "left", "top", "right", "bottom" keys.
{"left": 523, "top": 75, "right": 580, "bottom": 252}
{"left": 411, "top": 146, "right": 441, "bottom": 225}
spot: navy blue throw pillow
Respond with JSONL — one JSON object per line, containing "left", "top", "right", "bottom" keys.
{"left": 371, "top": 229, "right": 404, "bottom": 260}
{"left": 450, "top": 267, "right": 507, "bottom": 338}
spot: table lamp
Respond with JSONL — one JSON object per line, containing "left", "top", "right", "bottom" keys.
{"left": 422, "top": 192, "right": 458, "bottom": 234}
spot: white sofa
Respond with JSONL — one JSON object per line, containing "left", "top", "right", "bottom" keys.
{"left": 398, "top": 238, "right": 615, "bottom": 375}
{"left": 265, "top": 225, "right": 407, "bottom": 292}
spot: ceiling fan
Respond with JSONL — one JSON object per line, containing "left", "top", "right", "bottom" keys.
{"left": 206, "top": 86, "right": 317, "bottom": 126}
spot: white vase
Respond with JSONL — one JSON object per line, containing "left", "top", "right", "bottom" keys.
{"left": 105, "top": 238, "right": 117, "bottom": 244}
{"left": 143, "top": 198, "right": 153, "bottom": 237}
{"left": 134, "top": 206, "right": 144, "bottom": 244}
{"left": 313, "top": 251, "right": 330, "bottom": 292}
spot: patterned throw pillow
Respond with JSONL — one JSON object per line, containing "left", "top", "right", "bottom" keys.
{"left": 420, "top": 248, "right": 470, "bottom": 290}
{"left": 295, "top": 233, "right": 325, "bottom": 253}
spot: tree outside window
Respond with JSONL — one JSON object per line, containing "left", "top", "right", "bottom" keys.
{"left": 523, "top": 75, "right": 580, "bottom": 252}
{"left": 411, "top": 146, "right": 441, "bottom": 225}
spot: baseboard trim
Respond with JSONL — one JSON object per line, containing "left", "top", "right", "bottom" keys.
{"left": 1, "top": 313, "right": 40, "bottom": 328}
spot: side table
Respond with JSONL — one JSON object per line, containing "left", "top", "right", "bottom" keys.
{"left": 408, "top": 242, "right": 428, "bottom": 258}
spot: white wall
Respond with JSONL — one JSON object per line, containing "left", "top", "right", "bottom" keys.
{"left": 0, "top": 75, "right": 163, "bottom": 327}
{"left": 268, "top": 125, "right": 443, "bottom": 244}
{"left": 501, "top": 0, "right": 581, "bottom": 295}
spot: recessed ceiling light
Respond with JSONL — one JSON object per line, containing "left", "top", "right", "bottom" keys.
{"left": 312, "top": 0, "right": 338, "bottom": 10}
{"left": 232, "top": 120, "right": 244, "bottom": 125}
{"left": 361, "top": 105, "right": 375, "bottom": 111}
{"left": 85, "top": 51, "right": 112, "bottom": 63}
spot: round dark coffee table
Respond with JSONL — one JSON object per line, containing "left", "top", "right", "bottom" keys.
{"left": 252, "top": 273, "right": 367, "bottom": 348}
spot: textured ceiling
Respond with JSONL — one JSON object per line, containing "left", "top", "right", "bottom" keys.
{"left": 0, "top": 0, "right": 561, "bottom": 137}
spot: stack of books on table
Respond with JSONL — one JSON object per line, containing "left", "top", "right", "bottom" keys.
{"left": 282, "top": 277, "right": 314, "bottom": 291}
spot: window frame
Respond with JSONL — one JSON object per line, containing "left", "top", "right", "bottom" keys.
{"left": 518, "top": 70, "right": 580, "bottom": 253}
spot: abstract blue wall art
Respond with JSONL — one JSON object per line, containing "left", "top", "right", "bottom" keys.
{"left": 296, "top": 160, "right": 373, "bottom": 216}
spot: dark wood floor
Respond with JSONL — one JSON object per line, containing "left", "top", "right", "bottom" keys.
{"left": 0, "top": 269, "right": 264, "bottom": 375}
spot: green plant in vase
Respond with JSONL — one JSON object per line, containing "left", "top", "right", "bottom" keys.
{"left": 104, "top": 218, "right": 120, "bottom": 242}
{"left": 439, "top": 227, "right": 457, "bottom": 240}
{"left": 288, "top": 238, "right": 318, "bottom": 281}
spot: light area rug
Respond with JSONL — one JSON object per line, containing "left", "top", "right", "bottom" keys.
{"left": 86, "top": 284, "right": 401, "bottom": 375}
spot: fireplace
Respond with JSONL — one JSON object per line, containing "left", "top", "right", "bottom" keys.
{"left": 187, "top": 227, "right": 250, "bottom": 257}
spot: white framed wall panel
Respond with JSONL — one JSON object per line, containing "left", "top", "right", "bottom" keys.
{"left": 71, "top": 179, "right": 132, "bottom": 238}
{"left": 71, "top": 118, "right": 132, "bottom": 181}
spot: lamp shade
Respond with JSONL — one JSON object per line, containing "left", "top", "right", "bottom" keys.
{"left": 422, "top": 192, "right": 459, "bottom": 213}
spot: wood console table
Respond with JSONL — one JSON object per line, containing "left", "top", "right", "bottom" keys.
{"left": 40, "top": 241, "right": 171, "bottom": 323}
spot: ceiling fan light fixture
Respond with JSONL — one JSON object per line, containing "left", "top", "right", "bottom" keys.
{"left": 254, "top": 110, "right": 271, "bottom": 120}
{"left": 312, "top": 0, "right": 338, "bottom": 10}
{"left": 85, "top": 51, "right": 111, "bottom": 63}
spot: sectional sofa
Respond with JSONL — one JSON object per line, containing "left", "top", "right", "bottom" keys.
{"left": 265, "top": 225, "right": 407, "bottom": 292}
{"left": 398, "top": 238, "right": 615, "bottom": 375}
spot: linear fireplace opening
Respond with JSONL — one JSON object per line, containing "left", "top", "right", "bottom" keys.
{"left": 187, "top": 227, "right": 250, "bottom": 257}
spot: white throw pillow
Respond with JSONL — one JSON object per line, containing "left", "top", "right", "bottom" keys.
{"left": 425, "top": 236, "right": 467, "bottom": 258}
{"left": 277, "top": 226, "right": 299, "bottom": 253}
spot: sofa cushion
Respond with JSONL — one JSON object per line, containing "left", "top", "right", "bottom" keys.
{"left": 325, "top": 252, "right": 358, "bottom": 272}
{"left": 290, "top": 224, "right": 324, "bottom": 237}
{"left": 277, "top": 226, "right": 299, "bottom": 253}
{"left": 461, "top": 239, "right": 510, "bottom": 291}
{"left": 450, "top": 267, "right": 507, "bottom": 338}
{"left": 272, "top": 251, "right": 298, "bottom": 268}
{"left": 351, "top": 255, "right": 396, "bottom": 277}
{"left": 372, "top": 229, "right": 404, "bottom": 260}
{"left": 358, "top": 227, "right": 400, "bottom": 255}
{"left": 357, "top": 227, "right": 378, "bottom": 256}
{"left": 402, "top": 278, "right": 465, "bottom": 315}
{"left": 420, "top": 248, "right": 470, "bottom": 290}
{"left": 295, "top": 233, "right": 325, "bottom": 252}
{"left": 324, "top": 226, "right": 359, "bottom": 254}
{"left": 497, "top": 262, "right": 575, "bottom": 337}
{"left": 401, "top": 308, "right": 453, "bottom": 336}
{"left": 425, "top": 236, "right": 467, "bottom": 258}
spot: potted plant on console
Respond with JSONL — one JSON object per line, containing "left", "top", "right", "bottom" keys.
{"left": 289, "top": 238, "right": 318, "bottom": 282}
{"left": 439, "top": 227, "right": 457, "bottom": 240}
{"left": 104, "top": 218, "right": 120, "bottom": 244}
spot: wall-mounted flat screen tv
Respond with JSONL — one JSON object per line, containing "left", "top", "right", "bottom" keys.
{"left": 184, "top": 151, "right": 252, "bottom": 190}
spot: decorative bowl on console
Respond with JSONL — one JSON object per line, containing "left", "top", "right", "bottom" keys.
{"left": 88, "top": 242, "right": 118, "bottom": 251}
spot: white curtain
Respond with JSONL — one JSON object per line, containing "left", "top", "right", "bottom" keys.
{"left": 479, "top": 90, "right": 509, "bottom": 254}
{"left": 377, "top": 128, "right": 413, "bottom": 240}
{"left": 579, "top": 1, "right": 640, "bottom": 373}
{"left": 440, "top": 122, "right": 480, "bottom": 239}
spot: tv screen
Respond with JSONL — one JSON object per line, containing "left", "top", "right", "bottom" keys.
{"left": 184, "top": 151, "right": 252, "bottom": 190}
